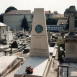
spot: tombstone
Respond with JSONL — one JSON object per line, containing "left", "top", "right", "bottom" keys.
{"left": 65, "top": 6, "right": 77, "bottom": 62}
{"left": 0, "top": 56, "right": 18, "bottom": 77}
{"left": 6, "top": 26, "right": 13, "bottom": 44}
{"left": 14, "top": 8, "right": 50, "bottom": 77}
{"left": 30, "top": 8, "right": 49, "bottom": 57}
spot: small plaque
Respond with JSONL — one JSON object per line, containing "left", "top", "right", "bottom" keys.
{"left": 35, "top": 25, "right": 43, "bottom": 33}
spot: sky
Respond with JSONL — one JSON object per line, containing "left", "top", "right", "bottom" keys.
{"left": 0, "top": 0, "right": 77, "bottom": 14}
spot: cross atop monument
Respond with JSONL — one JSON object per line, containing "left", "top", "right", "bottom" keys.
{"left": 64, "top": 6, "right": 77, "bottom": 34}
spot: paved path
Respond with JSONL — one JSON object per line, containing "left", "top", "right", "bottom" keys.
{"left": 47, "top": 60, "right": 59, "bottom": 77}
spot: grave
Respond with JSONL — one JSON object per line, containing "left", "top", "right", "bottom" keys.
{"left": 6, "top": 26, "right": 13, "bottom": 44}
{"left": 14, "top": 8, "right": 50, "bottom": 77}
{"left": 65, "top": 6, "right": 77, "bottom": 62}
{"left": 0, "top": 56, "right": 18, "bottom": 77}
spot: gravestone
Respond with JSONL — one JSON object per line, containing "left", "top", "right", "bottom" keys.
{"left": 30, "top": 8, "right": 49, "bottom": 57}
{"left": 65, "top": 6, "right": 77, "bottom": 62}
{"left": 14, "top": 8, "right": 50, "bottom": 77}
{"left": 6, "top": 26, "right": 13, "bottom": 44}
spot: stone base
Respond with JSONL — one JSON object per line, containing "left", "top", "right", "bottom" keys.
{"left": 14, "top": 57, "right": 51, "bottom": 77}
{"left": 65, "top": 36, "right": 77, "bottom": 62}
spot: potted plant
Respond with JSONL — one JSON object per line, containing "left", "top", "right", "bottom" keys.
{"left": 25, "top": 66, "right": 33, "bottom": 74}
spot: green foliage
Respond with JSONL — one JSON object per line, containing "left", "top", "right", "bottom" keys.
{"left": 5, "top": 6, "right": 17, "bottom": 13}
{"left": 75, "top": 17, "right": 77, "bottom": 27}
{"left": 0, "top": 14, "right": 4, "bottom": 23}
{"left": 57, "top": 40, "right": 65, "bottom": 62}
{"left": 53, "top": 11, "right": 58, "bottom": 14}
{"left": 9, "top": 48, "right": 12, "bottom": 55}
{"left": 58, "top": 47, "right": 65, "bottom": 62}
{"left": 11, "top": 41, "right": 18, "bottom": 48}
{"left": 65, "top": 8, "right": 70, "bottom": 12}
{"left": 57, "top": 40, "right": 65, "bottom": 51}
{"left": 46, "top": 18, "right": 58, "bottom": 25}
{"left": 21, "top": 16, "right": 29, "bottom": 31}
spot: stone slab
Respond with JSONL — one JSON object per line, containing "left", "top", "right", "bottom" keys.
{"left": 0, "top": 56, "right": 17, "bottom": 76}
{"left": 0, "top": 45, "right": 9, "bottom": 49}
{"left": 49, "top": 47, "right": 54, "bottom": 56}
{"left": 14, "top": 57, "right": 49, "bottom": 77}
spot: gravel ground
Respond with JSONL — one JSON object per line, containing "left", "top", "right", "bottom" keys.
{"left": 47, "top": 59, "right": 59, "bottom": 77}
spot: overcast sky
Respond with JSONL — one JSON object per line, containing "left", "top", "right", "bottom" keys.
{"left": 0, "top": 0, "right": 77, "bottom": 14}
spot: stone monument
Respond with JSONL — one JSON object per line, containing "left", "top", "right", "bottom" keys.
{"left": 14, "top": 8, "right": 50, "bottom": 77}
{"left": 65, "top": 6, "right": 77, "bottom": 62}
{"left": 30, "top": 8, "right": 49, "bottom": 57}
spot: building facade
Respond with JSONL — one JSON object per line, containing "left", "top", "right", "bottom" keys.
{"left": 4, "top": 10, "right": 31, "bottom": 31}
{"left": 47, "top": 25, "right": 65, "bottom": 32}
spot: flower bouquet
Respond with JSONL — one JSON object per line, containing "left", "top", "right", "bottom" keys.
{"left": 25, "top": 66, "right": 33, "bottom": 74}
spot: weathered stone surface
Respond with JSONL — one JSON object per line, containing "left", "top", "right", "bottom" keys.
{"left": 65, "top": 6, "right": 77, "bottom": 62}
{"left": 30, "top": 8, "right": 49, "bottom": 58}
{"left": 14, "top": 57, "right": 50, "bottom": 77}
{"left": 0, "top": 56, "right": 17, "bottom": 76}
{"left": 64, "top": 6, "right": 77, "bottom": 33}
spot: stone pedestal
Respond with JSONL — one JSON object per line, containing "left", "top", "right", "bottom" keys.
{"left": 65, "top": 35, "right": 77, "bottom": 62}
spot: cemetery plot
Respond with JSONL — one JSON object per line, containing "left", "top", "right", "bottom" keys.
{"left": 14, "top": 57, "right": 50, "bottom": 77}
{"left": 14, "top": 8, "right": 51, "bottom": 77}
{"left": 0, "top": 56, "right": 17, "bottom": 76}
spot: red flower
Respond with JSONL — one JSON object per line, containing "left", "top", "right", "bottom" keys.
{"left": 26, "top": 69, "right": 28, "bottom": 70}
{"left": 25, "top": 66, "right": 33, "bottom": 73}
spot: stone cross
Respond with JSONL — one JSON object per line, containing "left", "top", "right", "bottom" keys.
{"left": 64, "top": 6, "right": 77, "bottom": 33}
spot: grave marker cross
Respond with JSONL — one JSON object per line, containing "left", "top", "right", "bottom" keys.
{"left": 64, "top": 6, "right": 77, "bottom": 33}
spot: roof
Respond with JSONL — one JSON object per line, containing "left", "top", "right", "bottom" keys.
{"left": 51, "top": 14, "right": 65, "bottom": 18}
{"left": 5, "top": 10, "right": 31, "bottom": 15}
{"left": 45, "top": 11, "right": 51, "bottom": 14}
{"left": 0, "top": 22, "right": 7, "bottom": 27}
{"left": 31, "top": 11, "right": 52, "bottom": 14}
{"left": 57, "top": 19, "right": 67, "bottom": 25}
